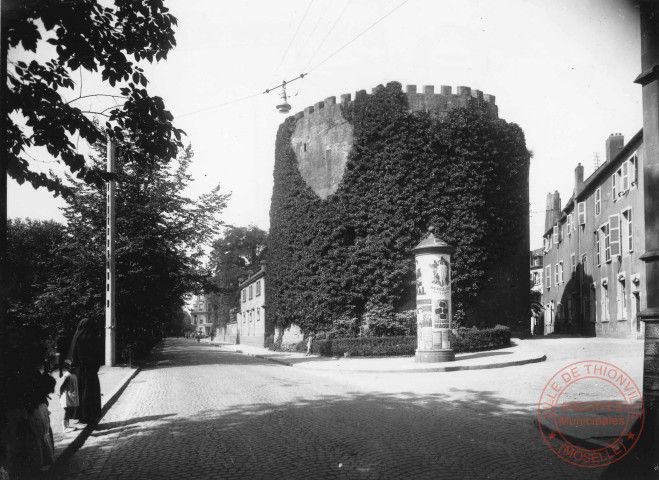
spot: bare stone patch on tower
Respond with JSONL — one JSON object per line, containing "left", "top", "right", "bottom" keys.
{"left": 291, "top": 97, "right": 354, "bottom": 199}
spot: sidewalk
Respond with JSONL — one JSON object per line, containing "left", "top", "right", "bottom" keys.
{"left": 48, "top": 365, "right": 140, "bottom": 468}
{"left": 209, "top": 338, "right": 547, "bottom": 373}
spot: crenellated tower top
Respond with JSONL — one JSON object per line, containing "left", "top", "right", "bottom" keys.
{"left": 291, "top": 83, "right": 498, "bottom": 122}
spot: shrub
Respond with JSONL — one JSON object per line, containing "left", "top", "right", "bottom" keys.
{"left": 363, "top": 306, "right": 417, "bottom": 337}
{"left": 309, "top": 325, "right": 510, "bottom": 357}
{"left": 449, "top": 325, "right": 510, "bottom": 353}
{"left": 312, "top": 336, "right": 416, "bottom": 357}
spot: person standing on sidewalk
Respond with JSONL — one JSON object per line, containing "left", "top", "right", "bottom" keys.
{"left": 58, "top": 360, "right": 79, "bottom": 432}
{"left": 305, "top": 334, "right": 313, "bottom": 356}
{"left": 67, "top": 318, "right": 102, "bottom": 425}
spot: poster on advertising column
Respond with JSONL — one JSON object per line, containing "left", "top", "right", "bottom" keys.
{"left": 416, "top": 253, "right": 451, "bottom": 350}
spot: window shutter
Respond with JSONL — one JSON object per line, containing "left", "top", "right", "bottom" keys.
{"left": 567, "top": 214, "right": 572, "bottom": 233}
{"left": 622, "top": 161, "right": 629, "bottom": 191}
{"left": 609, "top": 214, "right": 621, "bottom": 257}
{"left": 577, "top": 202, "right": 586, "bottom": 225}
{"left": 612, "top": 174, "right": 617, "bottom": 200}
{"left": 553, "top": 225, "right": 559, "bottom": 244}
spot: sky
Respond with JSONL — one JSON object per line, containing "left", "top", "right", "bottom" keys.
{"left": 8, "top": 0, "right": 642, "bottom": 249}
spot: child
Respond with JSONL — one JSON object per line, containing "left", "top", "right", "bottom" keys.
{"left": 59, "top": 359, "right": 79, "bottom": 432}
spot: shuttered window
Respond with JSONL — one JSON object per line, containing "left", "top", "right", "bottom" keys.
{"left": 609, "top": 214, "right": 620, "bottom": 257}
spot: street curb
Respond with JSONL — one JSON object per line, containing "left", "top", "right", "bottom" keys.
{"left": 533, "top": 417, "right": 612, "bottom": 451}
{"left": 49, "top": 366, "right": 142, "bottom": 473}
{"left": 229, "top": 349, "right": 547, "bottom": 373}
{"left": 343, "top": 354, "right": 547, "bottom": 373}
{"left": 234, "top": 350, "right": 294, "bottom": 367}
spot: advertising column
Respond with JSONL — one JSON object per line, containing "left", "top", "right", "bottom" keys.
{"left": 413, "top": 227, "right": 455, "bottom": 363}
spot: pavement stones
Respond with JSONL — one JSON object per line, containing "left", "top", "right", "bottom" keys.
{"left": 48, "top": 365, "right": 140, "bottom": 469}
{"left": 49, "top": 337, "right": 645, "bottom": 479}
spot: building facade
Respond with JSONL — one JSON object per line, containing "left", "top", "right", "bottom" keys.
{"left": 188, "top": 294, "right": 213, "bottom": 335}
{"left": 541, "top": 132, "right": 646, "bottom": 337}
{"left": 237, "top": 263, "right": 267, "bottom": 347}
{"left": 530, "top": 248, "right": 544, "bottom": 335}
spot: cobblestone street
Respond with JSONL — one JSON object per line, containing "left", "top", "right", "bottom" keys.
{"left": 51, "top": 338, "right": 644, "bottom": 480}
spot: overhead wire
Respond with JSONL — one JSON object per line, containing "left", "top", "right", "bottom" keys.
{"left": 268, "top": 0, "right": 316, "bottom": 86}
{"left": 307, "top": 0, "right": 410, "bottom": 74}
{"left": 302, "top": 0, "right": 354, "bottom": 73}
{"left": 176, "top": 92, "right": 263, "bottom": 119}
{"left": 177, "top": 0, "right": 411, "bottom": 118}
{"left": 296, "top": 0, "right": 334, "bottom": 73}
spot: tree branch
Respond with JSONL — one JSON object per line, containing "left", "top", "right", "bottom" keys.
{"left": 66, "top": 94, "right": 127, "bottom": 105}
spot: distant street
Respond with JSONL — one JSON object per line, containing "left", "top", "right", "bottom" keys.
{"left": 52, "top": 337, "right": 643, "bottom": 480}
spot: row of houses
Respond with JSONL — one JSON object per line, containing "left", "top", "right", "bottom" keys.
{"left": 187, "top": 262, "right": 304, "bottom": 347}
{"left": 531, "top": 131, "right": 647, "bottom": 338}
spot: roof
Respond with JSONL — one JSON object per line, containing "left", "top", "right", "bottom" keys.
{"left": 542, "top": 128, "right": 643, "bottom": 238}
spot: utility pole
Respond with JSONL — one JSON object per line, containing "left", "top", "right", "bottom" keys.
{"left": 105, "top": 139, "right": 116, "bottom": 366}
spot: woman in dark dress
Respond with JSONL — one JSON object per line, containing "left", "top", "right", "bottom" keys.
{"left": 67, "top": 318, "right": 102, "bottom": 424}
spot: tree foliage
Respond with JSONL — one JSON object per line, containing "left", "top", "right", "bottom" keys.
{"left": 267, "top": 82, "right": 530, "bottom": 336}
{"left": 6, "top": 219, "right": 66, "bottom": 334}
{"left": 31, "top": 141, "right": 228, "bottom": 358}
{"left": 207, "top": 225, "right": 267, "bottom": 330}
{"left": 4, "top": 0, "right": 183, "bottom": 195}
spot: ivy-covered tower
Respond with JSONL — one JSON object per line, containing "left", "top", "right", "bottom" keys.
{"left": 267, "top": 81, "right": 530, "bottom": 337}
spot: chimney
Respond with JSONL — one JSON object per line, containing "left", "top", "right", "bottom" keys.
{"left": 605, "top": 133, "right": 624, "bottom": 162}
{"left": 544, "top": 191, "right": 562, "bottom": 233}
{"left": 575, "top": 163, "right": 584, "bottom": 195}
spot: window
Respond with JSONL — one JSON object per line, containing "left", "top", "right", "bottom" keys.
{"left": 242, "top": 289, "right": 246, "bottom": 302}
{"left": 609, "top": 214, "right": 620, "bottom": 258}
{"left": 256, "top": 280, "right": 261, "bottom": 296}
{"left": 581, "top": 254, "right": 588, "bottom": 283}
{"left": 601, "top": 224, "right": 611, "bottom": 263}
{"left": 629, "top": 153, "right": 638, "bottom": 188}
{"left": 623, "top": 208, "right": 633, "bottom": 253}
{"left": 602, "top": 284, "right": 610, "bottom": 322}
{"left": 617, "top": 276, "right": 627, "bottom": 320}
{"left": 571, "top": 253, "right": 576, "bottom": 278}
{"left": 555, "top": 264, "right": 560, "bottom": 286}
{"left": 595, "top": 188, "right": 601, "bottom": 216}
{"left": 567, "top": 213, "right": 572, "bottom": 234}
{"left": 257, "top": 308, "right": 261, "bottom": 322}
{"left": 545, "top": 265, "right": 551, "bottom": 289}
{"left": 578, "top": 202, "right": 586, "bottom": 226}
{"left": 248, "top": 285, "right": 253, "bottom": 299}
{"left": 612, "top": 173, "right": 617, "bottom": 201}
{"left": 621, "top": 161, "right": 629, "bottom": 191}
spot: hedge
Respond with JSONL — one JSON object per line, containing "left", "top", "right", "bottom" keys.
{"left": 302, "top": 325, "right": 510, "bottom": 357}
{"left": 312, "top": 336, "right": 416, "bottom": 357}
{"left": 449, "top": 325, "right": 510, "bottom": 353}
